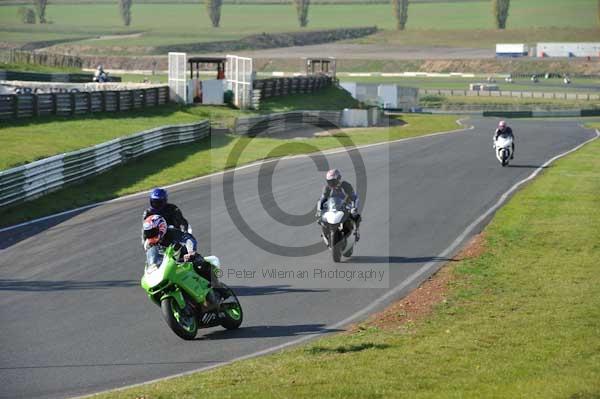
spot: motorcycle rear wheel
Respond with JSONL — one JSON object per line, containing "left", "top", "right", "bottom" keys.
{"left": 220, "top": 285, "right": 243, "bottom": 330}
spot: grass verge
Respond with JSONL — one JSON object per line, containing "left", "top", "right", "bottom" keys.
{"left": 0, "top": 104, "right": 253, "bottom": 170}
{"left": 0, "top": 114, "right": 458, "bottom": 228}
{"left": 0, "top": 86, "right": 358, "bottom": 170}
{"left": 90, "top": 124, "right": 600, "bottom": 399}
{"left": 421, "top": 95, "right": 600, "bottom": 110}
{"left": 0, "top": 62, "right": 82, "bottom": 73}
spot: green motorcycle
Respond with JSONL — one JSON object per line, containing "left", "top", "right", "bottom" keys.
{"left": 141, "top": 245, "right": 243, "bottom": 340}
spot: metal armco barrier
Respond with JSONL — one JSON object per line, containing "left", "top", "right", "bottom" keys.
{"left": 0, "top": 86, "right": 169, "bottom": 120}
{"left": 234, "top": 111, "right": 342, "bottom": 136}
{"left": 482, "top": 109, "right": 600, "bottom": 118}
{"left": 420, "top": 88, "right": 600, "bottom": 101}
{"left": 0, "top": 120, "right": 210, "bottom": 207}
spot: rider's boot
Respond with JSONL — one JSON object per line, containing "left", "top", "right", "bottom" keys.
{"left": 511, "top": 143, "right": 515, "bottom": 159}
{"left": 212, "top": 277, "right": 231, "bottom": 300}
{"left": 353, "top": 215, "right": 361, "bottom": 242}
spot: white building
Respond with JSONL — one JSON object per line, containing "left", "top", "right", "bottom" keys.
{"left": 536, "top": 43, "right": 600, "bottom": 58}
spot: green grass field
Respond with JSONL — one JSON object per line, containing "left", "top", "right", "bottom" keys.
{"left": 0, "top": 113, "right": 458, "bottom": 227}
{"left": 89, "top": 123, "right": 600, "bottom": 399}
{"left": 0, "top": 0, "right": 596, "bottom": 54}
{"left": 0, "top": 105, "right": 253, "bottom": 170}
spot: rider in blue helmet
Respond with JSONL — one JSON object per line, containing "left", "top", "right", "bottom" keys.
{"left": 142, "top": 188, "right": 190, "bottom": 233}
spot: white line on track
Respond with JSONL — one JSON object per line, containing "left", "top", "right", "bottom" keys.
{"left": 71, "top": 127, "right": 599, "bottom": 398}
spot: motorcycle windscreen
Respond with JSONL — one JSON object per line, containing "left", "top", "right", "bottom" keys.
{"left": 496, "top": 136, "right": 513, "bottom": 148}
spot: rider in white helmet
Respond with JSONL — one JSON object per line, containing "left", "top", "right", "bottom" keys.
{"left": 494, "top": 120, "right": 515, "bottom": 160}
{"left": 316, "top": 169, "right": 362, "bottom": 241}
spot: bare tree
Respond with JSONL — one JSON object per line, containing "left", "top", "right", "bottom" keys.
{"left": 392, "top": 0, "right": 409, "bottom": 30}
{"left": 493, "top": 0, "right": 510, "bottom": 29}
{"left": 33, "top": 0, "right": 47, "bottom": 23}
{"left": 206, "top": 0, "right": 223, "bottom": 28}
{"left": 119, "top": 0, "right": 132, "bottom": 26}
{"left": 294, "top": 0, "right": 310, "bottom": 28}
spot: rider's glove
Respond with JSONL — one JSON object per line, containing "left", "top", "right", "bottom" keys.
{"left": 183, "top": 251, "right": 196, "bottom": 262}
{"left": 350, "top": 207, "right": 358, "bottom": 216}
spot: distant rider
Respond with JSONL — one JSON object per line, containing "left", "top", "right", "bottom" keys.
{"left": 143, "top": 188, "right": 190, "bottom": 233}
{"left": 316, "top": 169, "right": 361, "bottom": 241}
{"left": 93, "top": 65, "right": 108, "bottom": 83}
{"left": 142, "top": 214, "right": 227, "bottom": 302}
{"left": 493, "top": 120, "right": 515, "bottom": 160}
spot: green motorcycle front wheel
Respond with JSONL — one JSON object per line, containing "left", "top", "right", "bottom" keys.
{"left": 161, "top": 297, "right": 198, "bottom": 340}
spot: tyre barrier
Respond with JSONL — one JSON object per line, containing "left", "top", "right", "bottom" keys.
{"left": 234, "top": 111, "right": 343, "bottom": 136}
{"left": 0, "top": 86, "right": 169, "bottom": 121}
{"left": 0, "top": 120, "right": 210, "bottom": 208}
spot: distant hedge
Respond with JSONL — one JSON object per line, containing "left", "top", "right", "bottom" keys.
{"left": 156, "top": 26, "right": 378, "bottom": 53}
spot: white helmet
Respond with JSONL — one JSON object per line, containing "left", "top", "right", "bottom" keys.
{"left": 326, "top": 169, "right": 341, "bottom": 188}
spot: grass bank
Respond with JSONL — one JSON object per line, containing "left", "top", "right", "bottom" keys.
{"left": 0, "top": 62, "right": 82, "bottom": 73}
{"left": 0, "top": 86, "right": 358, "bottom": 170}
{"left": 0, "top": 114, "right": 458, "bottom": 228}
{"left": 0, "top": 104, "right": 253, "bottom": 170}
{"left": 92, "top": 125, "right": 600, "bottom": 399}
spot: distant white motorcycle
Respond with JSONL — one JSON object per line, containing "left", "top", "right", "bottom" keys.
{"left": 494, "top": 135, "right": 513, "bottom": 167}
{"left": 319, "top": 196, "right": 356, "bottom": 262}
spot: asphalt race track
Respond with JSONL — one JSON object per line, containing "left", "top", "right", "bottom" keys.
{"left": 0, "top": 117, "right": 596, "bottom": 399}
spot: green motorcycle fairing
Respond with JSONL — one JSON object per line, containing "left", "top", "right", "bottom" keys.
{"left": 141, "top": 245, "right": 212, "bottom": 308}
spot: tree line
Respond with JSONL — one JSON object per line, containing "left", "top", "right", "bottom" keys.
{"left": 19, "top": 0, "right": 599, "bottom": 30}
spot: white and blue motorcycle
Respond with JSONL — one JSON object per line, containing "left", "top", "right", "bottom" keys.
{"left": 318, "top": 197, "right": 357, "bottom": 262}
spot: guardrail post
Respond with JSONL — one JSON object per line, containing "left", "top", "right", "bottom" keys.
{"left": 32, "top": 94, "right": 39, "bottom": 117}
{"left": 12, "top": 94, "right": 18, "bottom": 118}
{"left": 115, "top": 91, "right": 121, "bottom": 111}
{"left": 155, "top": 87, "right": 159, "bottom": 106}
{"left": 101, "top": 90, "right": 106, "bottom": 112}
{"left": 87, "top": 92, "right": 92, "bottom": 113}
{"left": 70, "top": 92, "right": 76, "bottom": 115}
{"left": 142, "top": 89, "right": 147, "bottom": 108}
{"left": 52, "top": 93, "right": 57, "bottom": 115}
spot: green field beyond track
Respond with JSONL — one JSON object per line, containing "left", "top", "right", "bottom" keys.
{"left": 0, "top": 0, "right": 596, "bottom": 53}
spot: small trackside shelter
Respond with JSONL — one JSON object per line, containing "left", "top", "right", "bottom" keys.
{"left": 187, "top": 57, "right": 226, "bottom": 80}
{"left": 305, "top": 57, "right": 336, "bottom": 79}
{"left": 168, "top": 52, "right": 254, "bottom": 109}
